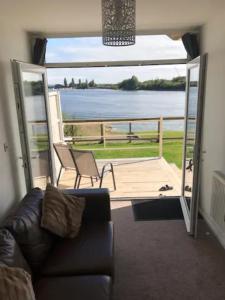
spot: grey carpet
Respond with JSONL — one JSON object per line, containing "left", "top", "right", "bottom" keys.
{"left": 111, "top": 201, "right": 225, "bottom": 300}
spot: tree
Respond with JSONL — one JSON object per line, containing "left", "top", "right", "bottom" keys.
{"left": 54, "top": 84, "right": 64, "bottom": 89}
{"left": 89, "top": 80, "right": 96, "bottom": 88}
{"left": 172, "top": 76, "right": 186, "bottom": 82}
{"left": 64, "top": 78, "right": 68, "bottom": 88}
{"left": 119, "top": 75, "right": 139, "bottom": 90}
{"left": 76, "top": 79, "right": 89, "bottom": 89}
{"left": 69, "top": 78, "right": 76, "bottom": 88}
{"left": 129, "top": 76, "right": 139, "bottom": 90}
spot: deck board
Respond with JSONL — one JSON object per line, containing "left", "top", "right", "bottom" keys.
{"left": 58, "top": 157, "right": 187, "bottom": 199}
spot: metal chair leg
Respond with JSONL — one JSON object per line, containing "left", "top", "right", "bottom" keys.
{"left": 91, "top": 177, "right": 94, "bottom": 186}
{"left": 74, "top": 173, "right": 79, "bottom": 188}
{"left": 77, "top": 176, "right": 81, "bottom": 189}
{"left": 110, "top": 163, "right": 116, "bottom": 190}
{"left": 57, "top": 166, "right": 63, "bottom": 186}
{"left": 99, "top": 163, "right": 116, "bottom": 190}
{"left": 99, "top": 176, "right": 103, "bottom": 188}
{"left": 99, "top": 165, "right": 106, "bottom": 188}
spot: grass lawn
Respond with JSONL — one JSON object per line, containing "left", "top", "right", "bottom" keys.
{"left": 70, "top": 131, "right": 184, "bottom": 169}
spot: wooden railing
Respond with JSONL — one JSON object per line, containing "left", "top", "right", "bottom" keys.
{"left": 62, "top": 116, "right": 185, "bottom": 158}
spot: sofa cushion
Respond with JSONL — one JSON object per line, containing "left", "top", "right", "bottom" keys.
{"left": 63, "top": 189, "right": 111, "bottom": 223}
{"left": 42, "top": 222, "right": 114, "bottom": 277}
{"left": 0, "top": 266, "right": 35, "bottom": 300}
{"left": 0, "top": 229, "right": 31, "bottom": 274}
{"left": 4, "top": 188, "right": 55, "bottom": 273}
{"left": 35, "top": 275, "right": 111, "bottom": 300}
{"left": 41, "top": 184, "right": 85, "bottom": 238}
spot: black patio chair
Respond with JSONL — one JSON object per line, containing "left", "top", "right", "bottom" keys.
{"left": 70, "top": 149, "right": 116, "bottom": 190}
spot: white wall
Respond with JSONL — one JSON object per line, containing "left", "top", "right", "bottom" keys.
{"left": 200, "top": 11, "right": 225, "bottom": 218}
{"left": 0, "top": 0, "right": 217, "bottom": 37}
{"left": 0, "top": 24, "right": 31, "bottom": 221}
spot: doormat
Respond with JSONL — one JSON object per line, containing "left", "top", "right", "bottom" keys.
{"left": 132, "top": 197, "right": 183, "bottom": 221}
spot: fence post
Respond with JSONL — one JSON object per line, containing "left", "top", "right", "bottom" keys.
{"left": 159, "top": 116, "right": 163, "bottom": 157}
{"left": 72, "top": 125, "right": 75, "bottom": 145}
{"left": 100, "top": 124, "right": 104, "bottom": 144}
{"left": 103, "top": 123, "right": 106, "bottom": 148}
{"left": 157, "top": 120, "right": 160, "bottom": 143}
{"left": 128, "top": 122, "right": 132, "bottom": 143}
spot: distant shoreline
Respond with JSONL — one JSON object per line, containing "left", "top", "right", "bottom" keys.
{"left": 49, "top": 76, "right": 186, "bottom": 92}
{"left": 51, "top": 86, "right": 185, "bottom": 92}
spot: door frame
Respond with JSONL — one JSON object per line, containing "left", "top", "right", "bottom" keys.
{"left": 12, "top": 60, "right": 55, "bottom": 190}
{"left": 180, "top": 54, "right": 207, "bottom": 236}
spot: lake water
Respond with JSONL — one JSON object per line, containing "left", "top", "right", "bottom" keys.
{"left": 60, "top": 89, "right": 186, "bottom": 131}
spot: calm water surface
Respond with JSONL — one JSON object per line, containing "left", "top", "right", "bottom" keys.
{"left": 60, "top": 89, "right": 185, "bottom": 131}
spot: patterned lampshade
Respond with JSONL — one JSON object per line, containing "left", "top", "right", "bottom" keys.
{"left": 102, "top": 0, "right": 136, "bottom": 46}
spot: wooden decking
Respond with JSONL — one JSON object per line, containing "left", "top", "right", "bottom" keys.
{"left": 58, "top": 157, "right": 185, "bottom": 199}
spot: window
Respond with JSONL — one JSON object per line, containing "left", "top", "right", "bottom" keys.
{"left": 46, "top": 35, "right": 187, "bottom": 63}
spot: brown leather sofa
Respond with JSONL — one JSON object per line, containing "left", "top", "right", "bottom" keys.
{"left": 0, "top": 188, "right": 114, "bottom": 300}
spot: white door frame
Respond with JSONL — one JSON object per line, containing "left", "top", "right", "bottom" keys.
{"left": 12, "top": 60, "right": 56, "bottom": 190}
{"left": 180, "top": 54, "right": 207, "bottom": 236}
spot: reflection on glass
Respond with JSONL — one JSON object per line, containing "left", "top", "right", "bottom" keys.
{"left": 22, "top": 72, "right": 50, "bottom": 189}
{"left": 184, "top": 65, "right": 200, "bottom": 207}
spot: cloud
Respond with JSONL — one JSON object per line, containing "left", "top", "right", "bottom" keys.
{"left": 46, "top": 35, "right": 187, "bottom": 63}
{"left": 46, "top": 35, "right": 187, "bottom": 84}
{"left": 46, "top": 52, "right": 58, "bottom": 59}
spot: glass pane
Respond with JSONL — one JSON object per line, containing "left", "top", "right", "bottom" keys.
{"left": 47, "top": 64, "right": 186, "bottom": 134}
{"left": 46, "top": 35, "right": 187, "bottom": 63}
{"left": 22, "top": 72, "right": 51, "bottom": 189}
{"left": 184, "top": 64, "right": 200, "bottom": 205}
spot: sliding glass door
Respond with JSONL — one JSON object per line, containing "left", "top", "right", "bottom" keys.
{"left": 12, "top": 61, "right": 55, "bottom": 190}
{"left": 180, "top": 55, "right": 206, "bottom": 236}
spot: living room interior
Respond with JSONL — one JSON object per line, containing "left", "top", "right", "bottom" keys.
{"left": 1, "top": 1, "right": 225, "bottom": 299}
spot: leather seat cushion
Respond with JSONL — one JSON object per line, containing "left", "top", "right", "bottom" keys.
{"left": 42, "top": 222, "right": 113, "bottom": 277}
{"left": 35, "top": 275, "right": 111, "bottom": 300}
{"left": 0, "top": 229, "right": 31, "bottom": 274}
{"left": 4, "top": 188, "right": 56, "bottom": 272}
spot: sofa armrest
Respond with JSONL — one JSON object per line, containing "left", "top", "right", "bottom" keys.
{"left": 63, "top": 188, "right": 111, "bottom": 222}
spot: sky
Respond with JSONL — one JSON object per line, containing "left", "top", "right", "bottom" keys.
{"left": 46, "top": 35, "right": 187, "bottom": 85}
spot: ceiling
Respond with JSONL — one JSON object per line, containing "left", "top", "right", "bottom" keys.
{"left": 0, "top": 0, "right": 224, "bottom": 36}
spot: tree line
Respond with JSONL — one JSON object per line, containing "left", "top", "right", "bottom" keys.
{"left": 51, "top": 78, "right": 97, "bottom": 90}
{"left": 50, "top": 75, "right": 186, "bottom": 91}
{"left": 118, "top": 76, "right": 185, "bottom": 91}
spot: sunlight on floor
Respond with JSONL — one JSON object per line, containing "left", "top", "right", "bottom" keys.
{"left": 58, "top": 157, "right": 187, "bottom": 198}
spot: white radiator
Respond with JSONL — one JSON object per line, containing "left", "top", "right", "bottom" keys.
{"left": 210, "top": 171, "right": 225, "bottom": 232}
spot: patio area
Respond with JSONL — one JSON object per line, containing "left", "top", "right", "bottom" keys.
{"left": 58, "top": 157, "right": 187, "bottom": 199}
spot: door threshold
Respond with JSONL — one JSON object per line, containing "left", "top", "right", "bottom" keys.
{"left": 180, "top": 196, "right": 191, "bottom": 233}
{"left": 111, "top": 195, "right": 181, "bottom": 201}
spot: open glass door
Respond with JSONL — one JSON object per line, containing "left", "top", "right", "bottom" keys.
{"left": 180, "top": 55, "right": 206, "bottom": 236}
{"left": 12, "top": 60, "right": 55, "bottom": 190}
